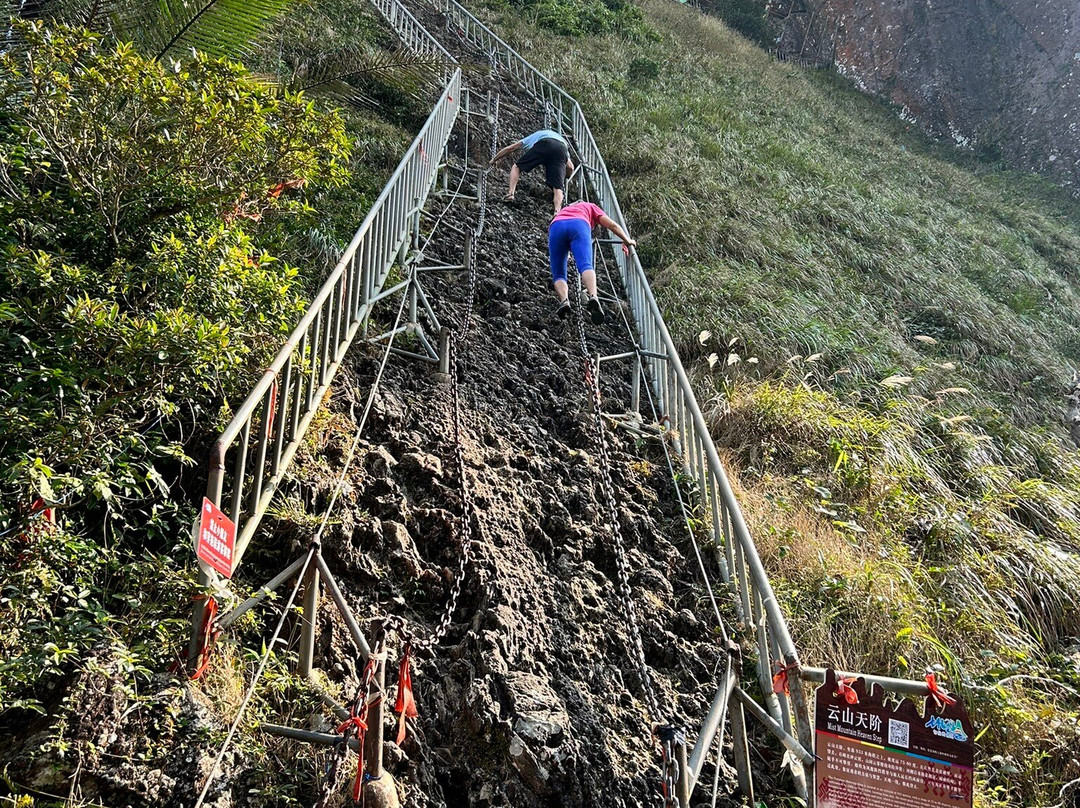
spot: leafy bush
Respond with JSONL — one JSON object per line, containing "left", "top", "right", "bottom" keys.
{"left": 0, "top": 21, "right": 349, "bottom": 526}
{"left": 1, "top": 23, "right": 349, "bottom": 261}
{"left": 0, "top": 21, "right": 350, "bottom": 713}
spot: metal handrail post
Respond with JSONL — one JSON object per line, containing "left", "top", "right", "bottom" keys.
{"left": 729, "top": 694, "right": 754, "bottom": 801}
{"left": 297, "top": 553, "right": 320, "bottom": 678}
{"left": 364, "top": 621, "right": 387, "bottom": 778}
{"left": 675, "top": 742, "right": 690, "bottom": 808}
{"left": 314, "top": 553, "right": 372, "bottom": 660}
{"left": 687, "top": 656, "right": 737, "bottom": 789}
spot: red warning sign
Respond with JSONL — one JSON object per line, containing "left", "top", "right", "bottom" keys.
{"left": 196, "top": 497, "right": 235, "bottom": 578}
{"left": 815, "top": 669, "right": 974, "bottom": 808}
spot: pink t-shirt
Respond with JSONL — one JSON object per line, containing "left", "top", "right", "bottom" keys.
{"left": 551, "top": 201, "right": 606, "bottom": 227}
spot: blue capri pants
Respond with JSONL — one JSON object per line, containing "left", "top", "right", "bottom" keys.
{"left": 548, "top": 218, "right": 593, "bottom": 284}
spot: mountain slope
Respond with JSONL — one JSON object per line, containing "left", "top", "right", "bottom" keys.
{"left": 494, "top": 0, "right": 1080, "bottom": 429}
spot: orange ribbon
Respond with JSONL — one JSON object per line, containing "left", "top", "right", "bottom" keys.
{"left": 772, "top": 662, "right": 798, "bottom": 695}
{"left": 835, "top": 676, "right": 859, "bottom": 704}
{"left": 394, "top": 644, "right": 419, "bottom": 745}
{"left": 336, "top": 714, "right": 369, "bottom": 800}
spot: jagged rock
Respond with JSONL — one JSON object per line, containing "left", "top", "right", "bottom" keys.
{"left": 400, "top": 450, "right": 444, "bottom": 481}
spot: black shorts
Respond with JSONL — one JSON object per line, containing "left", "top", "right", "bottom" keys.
{"left": 516, "top": 138, "right": 568, "bottom": 190}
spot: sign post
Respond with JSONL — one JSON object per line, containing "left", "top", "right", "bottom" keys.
{"left": 196, "top": 497, "right": 236, "bottom": 579}
{"left": 815, "top": 669, "right": 974, "bottom": 808}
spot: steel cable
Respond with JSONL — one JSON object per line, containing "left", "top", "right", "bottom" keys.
{"left": 193, "top": 545, "right": 317, "bottom": 808}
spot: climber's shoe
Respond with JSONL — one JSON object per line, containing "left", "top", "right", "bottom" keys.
{"left": 555, "top": 299, "right": 571, "bottom": 320}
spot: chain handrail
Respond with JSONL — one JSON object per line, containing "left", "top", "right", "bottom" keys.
{"left": 200, "top": 67, "right": 462, "bottom": 582}
{"left": 425, "top": 0, "right": 815, "bottom": 791}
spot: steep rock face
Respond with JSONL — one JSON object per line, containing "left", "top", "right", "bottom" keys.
{"left": 778, "top": 0, "right": 1080, "bottom": 190}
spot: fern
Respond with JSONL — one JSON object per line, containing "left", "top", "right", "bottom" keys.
{"left": 9, "top": 0, "right": 297, "bottom": 60}
{"left": 289, "top": 45, "right": 444, "bottom": 109}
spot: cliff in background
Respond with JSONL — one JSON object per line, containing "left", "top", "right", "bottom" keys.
{"left": 772, "top": 0, "right": 1080, "bottom": 192}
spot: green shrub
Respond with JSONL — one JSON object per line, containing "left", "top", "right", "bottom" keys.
{"left": 0, "top": 21, "right": 350, "bottom": 712}
{"left": 0, "top": 22, "right": 349, "bottom": 525}
{"left": 1, "top": 22, "right": 350, "bottom": 262}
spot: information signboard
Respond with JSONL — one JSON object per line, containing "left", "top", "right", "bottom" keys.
{"left": 815, "top": 669, "right": 974, "bottom": 808}
{"left": 196, "top": 497, "right": 236, "bottom": 579}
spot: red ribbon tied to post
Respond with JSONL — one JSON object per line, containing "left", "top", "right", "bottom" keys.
{"left": 395, "top": 644, "right": 419, "bottom": 745}
{"left": 772, "top": 662, "right": 798, "bottom": 696}
{"left": 178, "top": 594, "right": 220, "bottom": 680}
{"left": 924, "top": 671, "right": 957, "bottom": 708}
{"left": 29, "top": 497, "right": 54, "bottom": 524}
{"left": 336, "top": 713, "right": 369, "bottom": 801}
{"left": 835, "top": 676, "right": 859, "bottom": 704}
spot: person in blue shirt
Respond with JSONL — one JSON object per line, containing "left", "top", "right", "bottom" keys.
{"left": 490, "top": 128, "right": 574, "bottom": 212}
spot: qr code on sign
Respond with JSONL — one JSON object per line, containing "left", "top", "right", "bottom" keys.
{"left": 889, "top": 718, "right": 910, "bottom": 748}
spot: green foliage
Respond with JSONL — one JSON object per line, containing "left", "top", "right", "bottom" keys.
{"left": 1, "top": 22, "right": 349, "bottom": 258}
{"left": 0, "top": 519, "right": 192, "bottom": 715}
{"left": 0, "top": 22, "right": 350, "bottom": 715}
{"left": 41, "top": 0, "right": 298, "bottom": 62}
{"left": 626, "top": 56, "right": 661, "bottom": 88}
{"left": 699, "top": 0, "right": 768, "bottom": 44}
{"left": 0, "top": 23, "right": 349, "bottom": 517}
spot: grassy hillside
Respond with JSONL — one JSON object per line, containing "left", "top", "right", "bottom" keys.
{"left": 495, "top": 0, "right": 1080, "bottom": 426}
{"left": 471, "top": 0, "right": 1080, "bottom": 804}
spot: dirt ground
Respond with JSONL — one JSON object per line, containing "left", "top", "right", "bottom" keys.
{"left": 0, "top": 6, "right": 786, "bottom": 807}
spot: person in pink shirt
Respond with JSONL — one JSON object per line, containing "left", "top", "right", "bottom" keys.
{"left": 548, "top": 200, "right": 636, "bottom": 324}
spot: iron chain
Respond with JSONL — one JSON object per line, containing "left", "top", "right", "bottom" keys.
{"left": 415, "top": 334, "right": 473, "bottom": 652}
{"left": 314, "top": 642, "right": 383, "bottom": 808}
{"left": 657, "top": 728, "right": 684, "bottom": 808}
{"left": 570, "top": 283, "right": 663, "bottom": 722}
{"left": 383, "top": 96, "right": 486, "bottom": 653}
{"left": 384, "top": 333, "right": 473, "bottom": 654}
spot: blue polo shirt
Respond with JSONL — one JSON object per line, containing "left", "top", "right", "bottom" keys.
{"left": 520, "top": 129, "right": 567, "bottom": 150}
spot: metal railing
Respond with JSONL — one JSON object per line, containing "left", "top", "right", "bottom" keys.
{"left": 428, "top": 0, "right": 816, "bottom": 799}
{"left": 200, "top": 67, "right": 462, "bottom": 577}
{"left": 369, "top": 0, "right": 458, "bottom": 68}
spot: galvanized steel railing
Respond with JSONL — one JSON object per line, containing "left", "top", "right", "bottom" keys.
{"left": 429, "top": 0, "right": 815, "bottom": 797}
{"left": 200, "top": 66, "right": 462, "bottom": 577}
{"left": 369, "top": 0, "right": 458, "bottom": 67}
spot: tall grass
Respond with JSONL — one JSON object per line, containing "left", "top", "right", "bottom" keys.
{"left": 490, "top": 0, "right": 1080, "bottom": 427}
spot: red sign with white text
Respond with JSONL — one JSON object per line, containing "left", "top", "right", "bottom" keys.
{"left": 196, "top": 497, "right": 235, "bottom": 578}
{"left": 815, "top": 669, "right": 974, "bottom": 808}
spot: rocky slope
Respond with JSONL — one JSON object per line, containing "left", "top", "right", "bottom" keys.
{"left": 772, "top": 0, "right": 1080, "bottom": 191}
{"left": 0, "top": 20, "right": 767, "bottom": 808}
